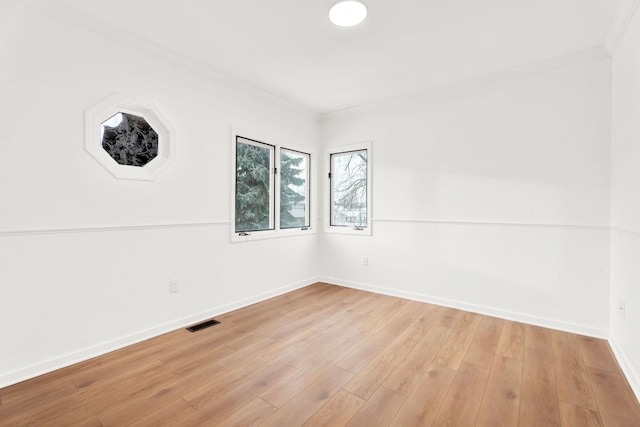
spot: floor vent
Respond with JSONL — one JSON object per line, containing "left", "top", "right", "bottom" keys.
{"left": 186, "top": 319, "right": 220, "bottom": 332}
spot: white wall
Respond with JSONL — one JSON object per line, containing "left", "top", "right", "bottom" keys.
{"left": 320, "top": 57, "right": 612, "bottom": 337}
{"left": 611, "top": 3, "right": 640, "bottom": 399}
{"left": 0, "top": 2, "right": 319, "bottom": 387}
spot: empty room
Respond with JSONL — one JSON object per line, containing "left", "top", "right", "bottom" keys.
{"left": 1, "top": 0, "right": 640, "bottom": 425}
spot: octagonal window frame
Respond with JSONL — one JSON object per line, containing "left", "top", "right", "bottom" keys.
{"left": 85, "top": 93, "right": 175, "bottom": 181}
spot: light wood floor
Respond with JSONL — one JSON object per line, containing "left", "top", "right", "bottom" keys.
{"left": 1, "top": 283, "right": 639, "bottom": 426}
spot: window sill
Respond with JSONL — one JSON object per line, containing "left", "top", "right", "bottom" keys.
{"left": 231, "top": 227, "right": 315, "bottom": 243}
{"left": 324, "top": 225, "right": 372, "bottom": 236}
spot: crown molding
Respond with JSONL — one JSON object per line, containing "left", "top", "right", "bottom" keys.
{"left": 10, "top": 0, "right": 319, "bottom": 121}
{"left": 322, "top": 46, "right": 612, "bottom": 120}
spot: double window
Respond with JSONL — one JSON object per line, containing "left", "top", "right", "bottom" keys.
{"left": 233, "top": 134, "right": 311, "bottom": 241}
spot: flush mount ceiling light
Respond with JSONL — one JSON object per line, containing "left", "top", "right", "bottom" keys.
{"left": 329, "top": 1, "right": 368, "bottom": 27}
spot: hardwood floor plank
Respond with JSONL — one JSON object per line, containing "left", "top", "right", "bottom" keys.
{"left": 335, "top": 331, "right": 394, "bottom": 374}
{"left": 365, "top": 295, "right": 407, "bottom": 320}
{"left": 576, "top": 335, "right": 621, "bottom": 373}
{"left": 97, "top": 362, "right": 214, "bottom": 427}
{"left": 77, "top": 360, "right": 172, "bottom": 414}
{"left": 261, "top": 358, "right": 336, "bottom": 408}
{"left": 71, "top": 329, "right": 189, "bottom": 378}
{"left": 0, "top": 360, "right": 168, "bottom": 426}
{"left": 268, "top": 306, "right": 331, "bottom": 342}
{"left": 336, "top": 303, "right": 423, "bottom": 374}
{"left": 434, "top": 312, "right": 482, "bottom": 370}
{"left": 551, "top": 330, "right": 597, "bottom": 410}
{"left": 345, "top": 386, "right": 406, "bottom": 427}
{"left": 260, "top": 366, "right": 354, "bottom": 427}
{"left": 217, "top": 397, "right": 277, "bottom": 427}
{"left": 343, "top": 326, "right": 425, "bottom": 399}
{"left": 558, "top": 401, "right": 603, "bottom": 427}
{"left": 0, "top": 377, "right": 78, "bottom": 414}
{"left": 182, "top": 354, "right": 286, "bottom": 410}
{"left": 436, "top": 307, "right": 463, "bottom": 328}
{"left": 301, "top": 390, "right": 365, "bottom": 427}
{"left": 432, "top": 362, "right": 490, "bottom": 426}
{"left": 159, "top": 341, "right": 237, "bottom": 373}
{"left": 408, "top": 303, "right": 441, "bottom": 330}
{"left": 383, "top": 324, "right": 450, "bottom": 395}
{"left": 524, "top": 324, "right": 552, "bottom": 352}
{"left": 475, "top": 355, "right": 523, "bottom": 427}
{"left": 366, "top": 299, "right": 426, "bottom": 336}
{"left": 310, "top": 299, "right": 375, "bottom": 335}
{"left": 389, "top": 364, "right": 456, "bottom": 427}
{"left": 464, "top": 316, "right": 504, "bottom": 369}
{"left": 278, "top": 325, "right": 370, "bottom": 369}
{"left": 496, "top": 320, "right": 525, "bottom": 361}
{"left": 126, "top": 398, "right": 196, "bottom": 427}
{"left": 587, "top": 366, "right": 640, "bottom": 427}
{"left": 519, "top": 347, "right": 561, "bottom": 427}
{"left": 76, "top": 417, "right": 105, "bottom": 427}
{"left": 180, "top": 361, "right": 297, "bottom": 426}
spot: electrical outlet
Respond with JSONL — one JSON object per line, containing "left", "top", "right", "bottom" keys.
{"left": 618, "top": 300, "right": 626, "bottom": 319}
{"left": 362, "top": 256, "right": 368, "bottom": 267}
{"left": 170, "top": 279, "right": 179, "bottom": 293}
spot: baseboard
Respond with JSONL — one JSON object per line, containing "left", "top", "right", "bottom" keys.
{"left": 319, "top": 276, "right": 609, "bottom": 339}
{"left": 609, "top": 336, "right": 640, "bottom": 403}
{"left": 0, "top": 276, "right": 320, "bottom": 389}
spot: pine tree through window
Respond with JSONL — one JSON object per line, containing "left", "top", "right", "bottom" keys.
{"left": 233, "top": 135, "right": 311, "bottom": 239}
{"left": 235, "top": 137, "right": 275, "bottom": 233}
{"left": 280, "top": 149, "right": 310, "bottom": 229}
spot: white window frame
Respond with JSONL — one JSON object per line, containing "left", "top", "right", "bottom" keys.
{"left": 279, "top": 148, "right": 312, "bottom": 231}
{"left": 325, "top": 142, "right": 372, "bottom": 236}
{"left": 234, "top": 136, "right": 276, "bottom": 234}
{"left": 231, "top": 129, "right": 314, "bottom": 243}
{"left": 85, "top": 92, "right": 175, "bottom": 181}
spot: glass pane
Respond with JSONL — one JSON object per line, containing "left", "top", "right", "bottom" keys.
{"left": 280, "top": 149, "right": 310, "bottom": 229}
{"left": 235, "top": 137, "right": 274, "bottom": 232}
{"left": 101, "top": 112, "right": 158, "bottom": 167}
{"left": 331, "top": 149, "right": 367, "bottom": 227}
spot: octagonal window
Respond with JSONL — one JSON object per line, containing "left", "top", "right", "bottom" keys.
{"left": 101, "top": 112, "right": 159, "bottom": 167}
{"left": 85, "top": 93, "right": 175, "bottom": 180}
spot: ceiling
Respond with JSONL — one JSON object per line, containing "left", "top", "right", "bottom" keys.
{"left": 36, "top": 0, "right": 635, "bottom": 114}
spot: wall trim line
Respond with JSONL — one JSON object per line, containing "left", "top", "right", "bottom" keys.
{"left": 0, "top": 221, "right": 231, "bottom": 237}
{"left": 611, "top": 226, "right": 640, "bottom": 237}
{"left": 1, "top": 219, "right": 611, "bottom": 238}
{"left": 372, "top": 218, "right": 609, "bottom": 231}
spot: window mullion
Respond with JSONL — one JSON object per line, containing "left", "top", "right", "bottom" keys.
{"left": 273, "top": 147, "right": 280, "bottom": 231}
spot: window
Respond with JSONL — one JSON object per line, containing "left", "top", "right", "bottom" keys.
{"left": 85, "top": 92, "right": 175, "bottom": 180}
{"left": 235, "top": 137, "right": 275, "bottom": 233}
{"left": 327, "top": 142, "right": 372, "bottom": 235}
{"left": 233, "top": 132, "right": 312, "bottom": 241}
{"left": 280, "top": 149, "right": 310, "bottom": 229}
